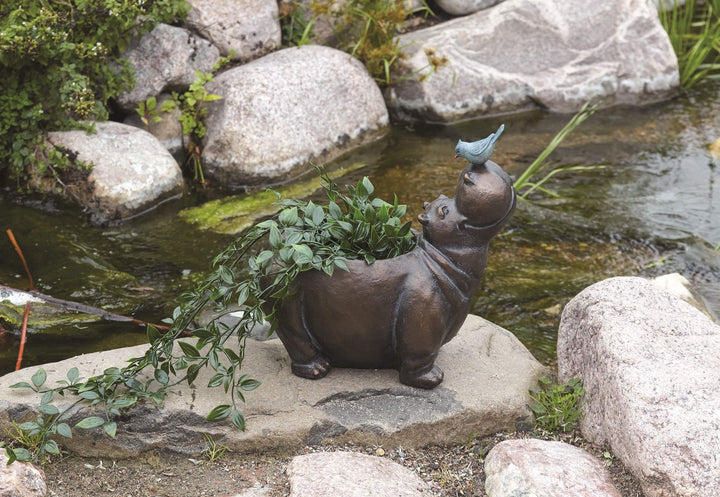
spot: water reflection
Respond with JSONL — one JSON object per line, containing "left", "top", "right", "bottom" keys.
{"left": 1, "top": 82, "right": 719, "bottom": 374}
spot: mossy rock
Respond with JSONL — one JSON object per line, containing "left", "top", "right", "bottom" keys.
{"left": 179, "top": 163, "right": 366, "bottom": 234}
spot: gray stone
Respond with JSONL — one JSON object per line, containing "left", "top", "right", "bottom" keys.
{"left": 185, "top": 0, "right": 280, "bottom": 62}
{"left": 0, "top": 315, "right": 543, "bottom": 458}
{"left": 124, "top": 93, "right": 187, "bottom": 164}
{"left": 558, "top": 277, "right": 720, "bottom": 497}
{"left": 0, "top": 454, "right": 47, "bottom": 497}
{"left": 653, "top": 273, "right": 716, "bottom": 320}
{"left": 484, "top": 439, "right": 621, "bottom": 497}
{"left": 47, "top": 122, "right": 184, "bottom": 224}
{"left": 386, "top": 0, "right": 678, "bottom": 122}
{"left": 288, "top": 451, "right": 430, "bottom": 496}
{"left": 202, "top": 45, "right": 389, "bottom": 187}
{"left": 116, "top": 23, "right": 220, "bottom": 113}
{"left": 435, "top": 0, "right": 506, "bottom": 16}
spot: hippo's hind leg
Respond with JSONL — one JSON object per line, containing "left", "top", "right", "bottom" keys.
{"left": 274, "top": 298, "right": 330, "bottom": 380}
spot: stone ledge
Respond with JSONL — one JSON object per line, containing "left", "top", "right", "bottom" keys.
{"left": 0, "top": 315, "right": 544, "bottom": 458}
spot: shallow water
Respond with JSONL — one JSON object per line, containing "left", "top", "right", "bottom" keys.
{"left": 1, "top": 83, "right": 719, "bottom": 374}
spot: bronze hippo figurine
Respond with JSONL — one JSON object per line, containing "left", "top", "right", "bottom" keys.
{"left": 271, "top": 160, "right": 516, "bottom": 389}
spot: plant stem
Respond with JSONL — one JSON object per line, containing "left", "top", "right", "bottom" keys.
{"left": 513, "top": 101, "right": 597, "bottom": 198}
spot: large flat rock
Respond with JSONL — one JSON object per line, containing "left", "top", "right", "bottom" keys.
{"left": 0, "top": 315, "right": 543, "bottom": 458}
{"left": 386, "top": 0, "right": 678, "bottom": 122}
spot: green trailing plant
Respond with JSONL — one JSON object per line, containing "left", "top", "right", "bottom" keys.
{"left": 5, "top": 167, "right": 416, "bottom": 464}
{"left": 513, "top": 101, "right": 603, "bottom": 200}
{"left": 0, "top": 0, "right": 189, "bottom": 188}
{"left": 659, "top": 0, "right": 720, "bottom": 89}
{"left": 528, "top": 376, "right": 586, "bottom": 433}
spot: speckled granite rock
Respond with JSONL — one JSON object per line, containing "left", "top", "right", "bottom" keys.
{"left": 558, "top": 277, "right": 720, "bottom": 497}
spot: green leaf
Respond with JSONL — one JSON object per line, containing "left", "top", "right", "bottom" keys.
{"left": 237, "top": 285, "right": 250, "bottom": 307}
{"left": 41, "top": 390, "right": 53, "bottom": 406}
{"left": 31, "top": 369, "right": 47, "bottom": 388}
{"left": 278, "top": 207, "right": 299, "bottom": 226}
{"left": 218, "top": 266, "right": 234, "bottom": 284}
{"left": 38, "top": 404, "right": 59, "bottom": 416}
{"left": 146, "top": 325, "right": 161, "bottom": 345}
{"left": 208, "top": 373, "right": 225, "bottom": 388}
{"left": 231, "top": 410, "right": 246, "bottom": 430}
{"left": 9, "top": 382, "right": 33, "bottom": 390}
{"left": 362, "top": 177, "right": 375, "bottom": 196}
{"left": 79, "top": 390, "right": 100, "bottom": 400}
{"left": 355, "top": 181, "right": 368, "bottom": 201}
{"left": 112, "top": 397, "right": 137, "bottom": 409}
{"left": 186, "top": 364, "right": 201, "bottom": 385}
{"left": 43, "top": 440, "right": 60, "bottom": 455}
{"left": 18, "top": 422, "right": 39, "bottom": 431}
{"left": 240, "top": 378, "right": 260, "bottom": 391}
{"left": 255, "top": 250, "right": 274, "bottom": 266}
{"left": 75, "top": 417, "right": 105, "bottom": 429}
{"left": 67, "top": 367, "right": 79, "bottom": 383}
{"left": 334, "top": 259, "right": 349, "bottom": 272}
{"left": 311, "top": 205, "right": 325, "bottom": 225}
{"left": 224, "top": 348, "right": 239, "bottom": 362}
{"left": 329, "top": 201, "right": 343, "bottom": 219}
{"left": 178, "top": 341, "right": 200, "bottom": 358}
{"left": 269, "top": 224, "right": 283, "bottom": 249}
{"left": 292, "top": 244, "right": 313, "bottom": 259}
{"left": 57, "top": 423, "right": 73, "bottom": 439}
{"left": 9, "top": 448, "right": 31, "bottom": 462}
{"left": 103, "top": 421, "right": 117, "bottom": 438}
{"left": 206, "top": 404, "right": 232, "bottom": 421}
{"left": 155, "top": 368, "right": 169, "bottom": 385}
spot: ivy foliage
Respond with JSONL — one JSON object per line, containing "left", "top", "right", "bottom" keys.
{"left": 0, "top": 0, "right": 189, "bottom": 186}
{"left": 5, "top": 167, "right": 416, "bottom": 463}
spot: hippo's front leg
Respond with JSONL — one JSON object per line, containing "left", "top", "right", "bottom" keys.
{"left": 395, "top": 294, "right": 446, "bottom": 389}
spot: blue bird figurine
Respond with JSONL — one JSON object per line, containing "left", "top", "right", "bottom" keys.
{"left": 454, "top": 124, "right": 505, "bottom": 165}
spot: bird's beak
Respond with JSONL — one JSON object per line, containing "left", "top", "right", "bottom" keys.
{"left": 454, "top": 154, "right": 458, "bottom": 159}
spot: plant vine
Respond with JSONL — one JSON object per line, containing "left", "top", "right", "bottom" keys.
{"left": 5, "top": 166, "right": 416, "bottom": 464}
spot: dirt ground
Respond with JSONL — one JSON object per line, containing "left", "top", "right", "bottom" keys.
{"left": 40, "top": 430, "right": 646, "bottom": 497}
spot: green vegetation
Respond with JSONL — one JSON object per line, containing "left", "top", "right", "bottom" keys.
{"left": 5, "top": 167, "right": 416, "bottom": 463}
{"left": 178, "top": 162, "right": 367, "bottom": 234}
{"left": 160, "top": 72, "right": 222, "bottom": 185}
{"left": 0, "top": 0, "right": 189, "bottom": 188}
{"left": 202, "top": 433, "right": 229, "bottom": 463}
{"left": 280, "top": 0, "right": 441, "bottom": 85}
{"left": 528, "top": 376, "right": 586, "bottom": 433}
{"left": 659, "top": 0, "right": 720, "bottom": 89}
{"left": 513, "top": 101, "right": 602, "bottom": 200}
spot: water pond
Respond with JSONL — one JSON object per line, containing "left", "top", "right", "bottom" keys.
{"left": 1, "top": 83, "right": 719, "bottom": 375}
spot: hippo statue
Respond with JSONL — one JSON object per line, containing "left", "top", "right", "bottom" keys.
{"left": 270, "top": 157, "right": 516, "bottom": 389}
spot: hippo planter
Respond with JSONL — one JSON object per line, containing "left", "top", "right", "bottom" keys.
{"left": 271, "top": 158, "right": 516, "bottom": 389}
